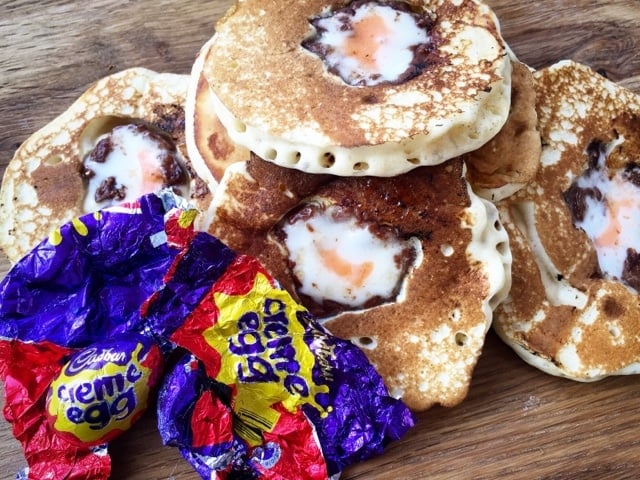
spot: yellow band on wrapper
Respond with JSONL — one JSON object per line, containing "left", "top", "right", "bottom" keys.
{"left": 206, "top": 272, "right": 332, "bottom": 445}
{"left": 46, "top": 336, "right": 160, "bottom": 446}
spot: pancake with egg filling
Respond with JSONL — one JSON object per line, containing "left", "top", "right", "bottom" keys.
{"left": 493, "top": 60, "right": 640, "bottom": 381}
{"left": 204, "top": 155, "right": 511, "bottom": 411}
{"left": 202, "top": 0, "right": 512, "bottom": 177}
{"left": 464, "top": 59, "right": 541, "bottom": 201}
{"left": 0, "top": 68, "right": 210, "bottom": 263}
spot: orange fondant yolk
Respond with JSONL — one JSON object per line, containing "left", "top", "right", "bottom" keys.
{"left": 318, "top": 246, "right": 374, "bottom": 289}
{"left": 342, "top": 13, "right": 391, "bottom": 72}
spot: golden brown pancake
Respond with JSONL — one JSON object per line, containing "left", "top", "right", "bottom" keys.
{"left": 464, "top": 59, "right": 541, "bottom": 201}
{"left": 185, "top": 36, "right": 251, "bottom": 185}
{"left": 203, "top": 155, "right": 511, "bottom": 411}
{"left": 202, "top": 0, "right": 512, "bottom": 177}
{"left": 493, "top": 60, "right": 640, "bottom": 381}
{"left": 0, "top": 68, "right": 210, "bottom": 263}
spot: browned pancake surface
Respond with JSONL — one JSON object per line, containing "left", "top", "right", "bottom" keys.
{"left": 186, "top": 38, "right": 250, "bottom": 185}
{"left": 464, "top": 59, "right": 541, "bottom": 199}
{"left": 203, "top": 0, "right": 512, "bottom": 176}
{"left": 0, "top": 68, "right": 210, "bottom": 263}
{"left": 494, "top": 60, "right": 640, "bottom": 380}
{"left": 208, "top": 156, "right": 510, "bottom": 410}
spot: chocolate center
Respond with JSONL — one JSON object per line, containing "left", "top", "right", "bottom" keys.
{"left": 80, "top": 123, "right": 188, "bottom": 210}
{"left": 563, "top": 138, "right": 640, "bottom": 291}
{"left": 279, "top": 202, "right": 418, "bottom": 312}
{"left": 302, "top": 0, "right": 437, "bottom": 87}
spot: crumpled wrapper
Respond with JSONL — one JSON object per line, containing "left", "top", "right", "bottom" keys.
{"left": 0, "top": 192, "right": 193, "bottom": 479}
{"left": 0, "top": 191, "right": 414, "bottom": 479}
{"left": 145, "top": 228, "right": 415, "bottom": 479}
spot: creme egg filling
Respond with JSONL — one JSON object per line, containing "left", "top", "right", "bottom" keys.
{"left": 282, "top": 204, "right": 416, "bottom": 309}
{"left": 563, "top": 138, "right": 640, "bottom": 290}
{"left": 303, "top": 0, "right": 433, "bottom": 86}
{"left": 81, "top": 124, "right": 188, "bottom": 212}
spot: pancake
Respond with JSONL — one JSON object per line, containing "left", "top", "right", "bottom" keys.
{"left": 464, "top": 59, "right": 541, "bottom": 201}
{"left": 0, "top": 68, "right": 211, "bottom": 264}
{"left": 203, "top": 155, "right": 511, "bottom": 411}
{"left": 493, "top": 60, "right": 640, "bottom": 381}
{"left": 202, "top": 0, "right": 512, "bottom": 177}
{"left": 185, "top": 36, "right": 251, "bottom": 186}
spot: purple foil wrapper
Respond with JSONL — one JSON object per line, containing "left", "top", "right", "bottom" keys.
{"left": 0, "top": 191, "right": 192, "bottom": 480}
{"left": 0, "top": 190, "right": 415, "bottom": 480}
{"left": 0, "top": 194, "right": 180, "bottom": 348}
{"left": 149, "top": 232, "right": 415, "bottom": 479}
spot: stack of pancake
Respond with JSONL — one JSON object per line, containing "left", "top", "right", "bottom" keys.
{"left": 186, "top": 0, "right": 518, "bottom": 411}
{"left": 186, "top": 0, "right": 640, "bottom": 399}
{"left": 3, "top": 0, "right": 639, "bottom": 413}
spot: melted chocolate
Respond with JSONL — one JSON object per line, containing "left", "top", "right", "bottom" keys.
{"left": 563, "top": 139, "right": 606, "bottom": 224}
{"left": 562, "top": 183, "right": 603, "bottom": 224}
{"left": 622, "top": 162, "right": 640, "bottom": 188}
{"left": 83, "top": 123, "right": 188, "bottom": 204}
{"left": 585, "top": 138, "right": 605, "bottom": 170}
{"left": 136, "top": 123, "right": 175, "bottom": 153}
{"left": 90, "top": 137, "right": 114, "bottom": 163}
{"left": 281, "top": 201, "right": 417, "bottom": 315}
{"left": 80, "top": 137, "right": 114, "bottom": 179}
{"left": 269, "top": 158, "right": 464, "bottom": 316}
{"left": 152, "top": 103, "right": 186, "bottom": 144}
{"left": 622, "top": 248, "right": 640, "bottom": 292}
{"left": 136, "top": 125, "right": 189, "bottom": 189}
{"left": 563, "top": 138, "right": 640, "bottom": 290}
{"left": 160, "top": 152, "right": 187, "bottom": 187}
{"left": 95, "top": 176, "right": 127, "bottom": 203}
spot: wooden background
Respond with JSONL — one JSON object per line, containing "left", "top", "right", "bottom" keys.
{"left": 1, "top": 1, "right": 640, "bottom": 478}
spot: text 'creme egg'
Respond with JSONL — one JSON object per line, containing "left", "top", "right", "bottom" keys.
{"left": 46, "top": 333, "right": 163, "bottom": 446}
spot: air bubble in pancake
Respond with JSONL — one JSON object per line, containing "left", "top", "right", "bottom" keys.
{"left": 440, "top": 244, "right": 454, "bottom": 257}
{"left": 352, "top": 336, "right": 378, "bottom": 350}
{"left": 353, "top": 161, "right": 369, "bottom": 172}
{"left": 321, "top": 152, "right": 335, "bottom": 168}
{"left": 265, "top": 148, "right": 277, "bottom": 160}
{"left": 44, "top": 155, "right": 63, "bottom": 166}
{"left": 496, "top": 240, "right": 509, "bottom": 258}
{"left": 455, "top": 332, "right": 469, "bottom": 347}
{"left": 233, "top": 119, "right": 246, "bottom": 133}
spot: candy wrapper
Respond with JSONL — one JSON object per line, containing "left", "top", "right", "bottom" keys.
{"left": 145, "top": 231, "right": 415, "bottom": 479}
{"left": 45, "top": 334, "right": 163, "bottom": 447}
{"left": 0, "top": 191, "right": 414, "bottom": 479}
{"left": 0, "top": 192, "right": 193, "bottom": 479}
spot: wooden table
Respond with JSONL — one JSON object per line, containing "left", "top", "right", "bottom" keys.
{"left": 1, "top": 1, "right": 640, "bottom": 478}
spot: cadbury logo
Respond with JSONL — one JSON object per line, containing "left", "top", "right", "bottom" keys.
{"left": 65, "top": 347, "right": 127, "bottom": 375}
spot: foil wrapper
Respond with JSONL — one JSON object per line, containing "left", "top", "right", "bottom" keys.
{"left": 148, "top": 230, "right": 415, "bottom": 479}
{"left": 0, "top": 192, "right": 192, "bottom": 479}
{"left": 0, "top": 191, "right": 414, "bottom": 479}
{"left": 45, "top": 334, "right": 163, "bottom": 447}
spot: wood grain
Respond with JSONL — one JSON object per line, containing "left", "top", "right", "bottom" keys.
{"left": 1, "top": 1, "right": 640, "bottom": 479}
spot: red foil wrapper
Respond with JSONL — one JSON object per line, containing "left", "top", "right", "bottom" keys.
{"left": 0, "top": 193, "right": 193, "bottom": 479}
{"left": 0, "top": 192, "right": 414, "bottom": 479}
{"left": 149, "top": 232, "right": 415, "bottom": 479}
